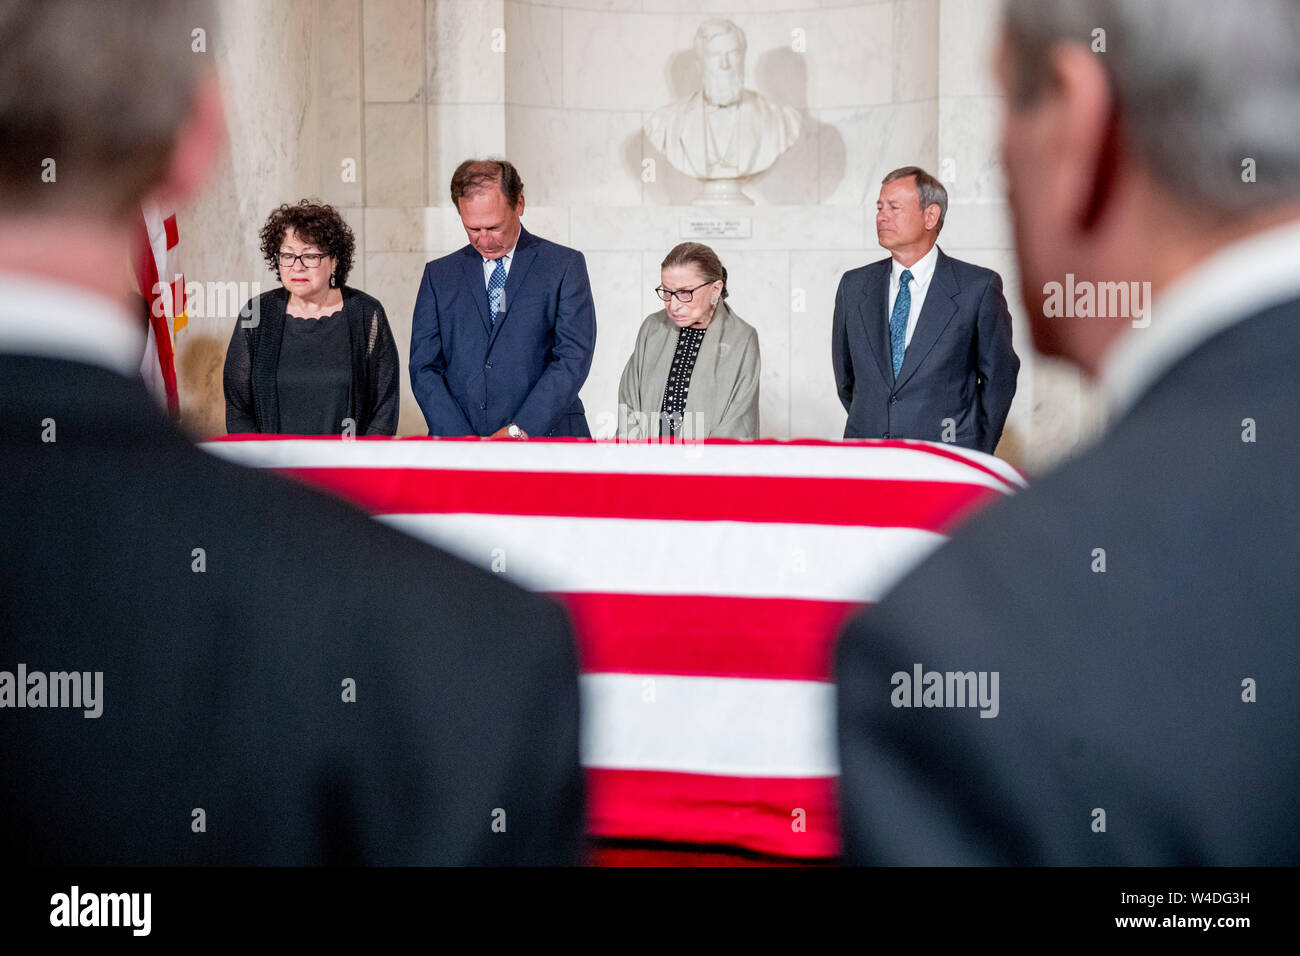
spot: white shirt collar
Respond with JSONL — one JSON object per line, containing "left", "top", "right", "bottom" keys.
{"left": 1100, "top": 216, "right": 1300, "bottom": 418}
{"left": 891, "top": 242, "right": 940, "bottom": 288}
{"left": 0, "top": 271, "right": 144, "bottom": 377}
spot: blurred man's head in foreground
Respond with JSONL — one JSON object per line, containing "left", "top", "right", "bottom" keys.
{"left": 997, "top": 0, "right": 1300, "bottom": 372}
{"left": 0, "top": 0, "right": 222, "bottom": 226}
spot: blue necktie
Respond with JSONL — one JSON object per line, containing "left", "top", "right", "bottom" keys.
{"left": 889, "top": 268, "right": 913, "bottom": 380}
{"left": 487, "top": 257, "right": 507, "bottom": 325}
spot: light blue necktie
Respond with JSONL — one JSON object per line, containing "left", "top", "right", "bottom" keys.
{"left": 889, "top": 268, "right": 913, "bottom": 380}
{"left": 487, "top": 256, "right": 507, "bottom": 325}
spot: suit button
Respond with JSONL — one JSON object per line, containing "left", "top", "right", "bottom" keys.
{"left": 485, "top": 362, "right": 492, "bottom": 369}
{"left": 479, "top": 403, "right": 487, "bottom": 410}
{"left": 882, "top": 432, "right": 891, "bottom": 438}
{"left": 890, "top": 396, "right": 898, "bottom": 405}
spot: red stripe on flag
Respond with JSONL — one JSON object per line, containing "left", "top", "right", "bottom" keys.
{"left": 150, "top": 312, "right": 179, "bottom": 419}
{"left": 133, "top": 213, "right": 179, "bottom": 419}
{"left": 587, "top": 767, "right": 840, "bottom": 859}
{"left": 163, "top": 214, "right": 179, "bottom": 248}
{"left": 590, "top": 843, "right": 827, "bottom": 866}
{"left": 875, "top": 439, "right": 1024, "bottom": 493}
{"left": 204, "top": 435, "right": 1031, "bottom": 488}
{"left": 279, "top": 466, "right": 1001, "bottom": 531}
{"left": 131, "top": 216, "right": 156, "bottom": 305}
{"left": 561, "top": 593, "right": 863, "bottom": 681}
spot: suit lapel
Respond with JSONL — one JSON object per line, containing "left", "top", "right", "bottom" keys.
{"left": 487, "top": 226, "right": 539, "bottom": 352}
{"left": 856, "top": 260, "right": 894, "bottom": 387}
{"left": 894, "top": 249, "right": 958, "bottom": 390}
{"left": 460, "top": 248, "right": 491, "bottom": 336}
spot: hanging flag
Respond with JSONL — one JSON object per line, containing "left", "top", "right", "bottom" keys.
{"left": 133, "top": 203, "right": 186, "bottom": 420}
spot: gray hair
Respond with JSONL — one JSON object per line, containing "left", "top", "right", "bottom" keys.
{"left": 0, "top": 0, "right": 214, "bottom": 218}
{"left": 694, "top": 18, "right": 746, "bottom": 60}
{"left": 1003, "top": 0, "right": 1300, "bottom": 215}
{"left": 882, "top": 166, "right": 949, "bottom": 233}
{"left": 662, "top": 242, "right": 729, "bottom": 300}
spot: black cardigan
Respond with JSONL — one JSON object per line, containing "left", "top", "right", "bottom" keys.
{"left": 223, "top": 285, "right": 400, "bottom": 435}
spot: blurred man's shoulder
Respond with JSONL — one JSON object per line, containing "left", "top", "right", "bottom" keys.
{"left": 868, "top": 299, "right": 1300, "bottom": 629}
{"left": 197, "top": 445, "right": 565, "bottom": 638}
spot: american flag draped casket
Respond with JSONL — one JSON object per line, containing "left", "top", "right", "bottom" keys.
{"left": 203, "top": 436, "right": 1025, "bottom": 863}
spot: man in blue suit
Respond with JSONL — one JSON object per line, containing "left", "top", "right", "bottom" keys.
{"left": 411, "top": 159, "right": 596, "bottom": 438}
{"left": 831, "top": 166, "right": 1019, "bottom": 454}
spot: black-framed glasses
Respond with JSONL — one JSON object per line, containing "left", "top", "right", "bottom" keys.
{"left": 655, "top": 282, "right": 711, "bottom": 303}
{"left": 278, "top": 252, "right": 326, "bottom": 269}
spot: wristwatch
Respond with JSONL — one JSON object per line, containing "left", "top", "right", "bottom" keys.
{"left": 507, "top": 423, "right": 524, "bottom": 439}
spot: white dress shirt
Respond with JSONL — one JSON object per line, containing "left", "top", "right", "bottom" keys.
{"left": 1100, "top": 217, "right": 1300, "bottom": 419}
{"left": 887, "top": 242, "right": 941, "bottom": 348}
{"left": 480, "top": 236, "right": 519, "bottom": 289}
{"left": 0, "top": 271, "right": 143, "bottom": 376}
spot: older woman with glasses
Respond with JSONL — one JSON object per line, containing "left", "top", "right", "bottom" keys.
{"left": 223, "top": 200, "right": 400, "bottom": 435}
{"left": 618, "top": 242, "right": 760, "bottom": 440}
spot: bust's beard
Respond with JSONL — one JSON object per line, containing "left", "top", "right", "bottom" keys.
{"left": 702, "top": 69, "right": 743, "bottom": 108}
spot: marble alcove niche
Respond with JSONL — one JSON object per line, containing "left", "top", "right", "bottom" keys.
{"left": 178, "top": 0, "right": 1105, "bottom": 473}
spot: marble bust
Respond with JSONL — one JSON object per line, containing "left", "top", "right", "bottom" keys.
{"left": 646, "top": 18, "right": 803, "bottom": 205}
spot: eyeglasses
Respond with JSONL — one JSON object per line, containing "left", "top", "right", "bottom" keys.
{"left": 278, "top": 252, "right": 326, "bottom": 269}
{"left": 655, "top": 282, "right": 712, "bottom": 303}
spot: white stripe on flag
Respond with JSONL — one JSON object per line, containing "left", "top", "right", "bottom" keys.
{"left": 202, "top": 439, "right": 1025, "bottom": 491}
{"left": 580, "top": 673, "right": 838, "bottom": 777}
{"left": 377, "top": 512, "right": 944, "bottom": 602}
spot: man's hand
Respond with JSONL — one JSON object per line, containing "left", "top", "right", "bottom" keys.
{"left": 488, "top": 424, "right": 529, "bottom": 440}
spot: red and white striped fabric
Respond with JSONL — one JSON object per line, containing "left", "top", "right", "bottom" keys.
{"left": 133, "top": 203, "right": 186, "bottom": 420}
{"left": 202, "top": 436, "right": 1026, "bottom": 860}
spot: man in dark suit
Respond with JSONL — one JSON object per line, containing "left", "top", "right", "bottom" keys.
{"left": 836, "top": 0, "right": 1300, "bottom": 864}
{"left": 0, "top": 0, "right": 583, "bottom": 865}
{"left": 410, "top": 159, "right": 596, "bottom": 439}
{"left": 832, "top": 166, "right": 1019, "bottom": 454}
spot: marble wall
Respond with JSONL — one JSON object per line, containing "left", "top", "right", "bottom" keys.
{"left": 177, "top": 0, "right": 1105, "bottom": 473}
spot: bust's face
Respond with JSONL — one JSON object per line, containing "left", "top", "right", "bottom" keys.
{"left": 699, "top": 32, "right": 744, "bottom": 107}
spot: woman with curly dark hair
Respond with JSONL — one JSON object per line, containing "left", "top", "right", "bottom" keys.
{"left": 223, "top": 200, "right": 400, "bottom": 434}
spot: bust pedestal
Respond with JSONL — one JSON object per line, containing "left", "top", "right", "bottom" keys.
{"left": 694, "top": 178, "right": 755, "bottom": 206}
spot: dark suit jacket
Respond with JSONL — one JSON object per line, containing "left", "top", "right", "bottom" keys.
{"left": 831, "top": 249, "right": 1019, "bottom": 453}
{"left": 835, "top": 296, "right": 1300, "bottom": 865}
{"left": 0, "top": 355, "right": 585, "bottom": 864}
{"left": 410, "top": 226, "right": 596, "bottom": 437}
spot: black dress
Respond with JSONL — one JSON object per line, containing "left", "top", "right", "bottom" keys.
{"left": 276, "top": 310, "right": 352, "bottom": 435}
{"left": 224, "top": 286, "right": 401, "bottom": 436}
{"left": 659, "top": 325, "right": 708, "bottom": 438}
